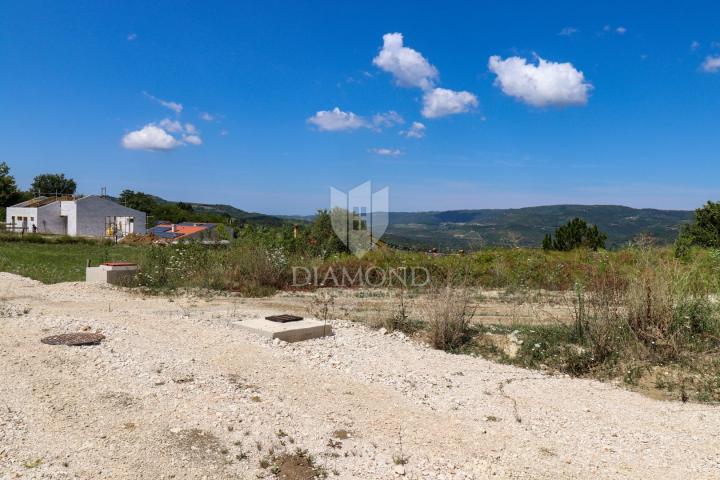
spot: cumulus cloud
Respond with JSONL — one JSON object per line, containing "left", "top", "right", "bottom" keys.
{"left": 558, "top": 27, "right": 579, "bottom": 36}
{"left": 691, "top": 40, "right": 701, "bottom": 51}
{"left": 200, "top": 112, "right": 215, "bottom": 121}
{"left": 127, "top": 33, "right": 138, "bottom": 41}
{"left": 701, "top": 55, "right": 720, "bottom": 73}
{"left": 369, "top": 148, "right": 403, "bottom": 157}
{"left": 616, "top": 26, "right": 627, "bottom": 35}
{"left": 158, "top": 118, "right": 183, "bottom": 133}
{"left": 488, "top": 55, "right": 592, "bottom": 107}
{"left": 183, "top": 134, "right": 203, "bottom": 145}
{"left": 372, "top": 110, "right": 404, "bottom": 128}
{"left": 372, "top": 33, "right": 439, "bottom": 90}
{"left": 421, "top": 88, "right": 478, "bottom": 118}
{"left": 307, "top": 107, "right": 368, "bottom": 131}
{"left": 400, "top": 121, "right": 426, "bottom": 139}
{"left": 121, "top": 125, "right": 181, "bottom": 151}
{"left": 307, "top": 108, "right": 405, "bottom": 132}
{"left": 143, "top": 91, "right": 183, "bottom": 114}
{"left": 122, "top": 119, "right": 202, "bottom": 151}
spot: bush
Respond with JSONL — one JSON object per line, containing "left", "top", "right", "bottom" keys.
{"left": 543, "top": 218, "right": 607, "bottom": 251}
{"left": 422, "top": 286, "right": 474, "bottom": 351}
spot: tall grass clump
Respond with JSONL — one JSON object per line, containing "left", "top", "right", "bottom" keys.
{"left": 422, "top": 285, "right": 475, "bottom": 351}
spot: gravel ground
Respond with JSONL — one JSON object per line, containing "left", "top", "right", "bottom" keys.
{"left": 0, "top": 272, "right": 719, "bottom": 479}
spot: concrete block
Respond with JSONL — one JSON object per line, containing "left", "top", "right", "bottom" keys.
{"left": 86, "top": 263, "right": 139, "bottom": 285}
{"left": 234, "top": 317, "right": 332, "bottom": 343}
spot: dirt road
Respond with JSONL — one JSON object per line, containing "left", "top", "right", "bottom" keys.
{"left": 0, "top": 273, "right": 718, "bottom": 479}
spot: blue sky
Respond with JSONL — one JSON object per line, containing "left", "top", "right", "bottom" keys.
{"left": 1, "top": 1, "right": 719, "bottom": 214}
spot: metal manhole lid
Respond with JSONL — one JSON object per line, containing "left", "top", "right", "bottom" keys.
{"left": 41, "top": 332, "right": 106, "bottom": 346}
{"left": 265, "top": 314, "right": 303, "bottom": 323}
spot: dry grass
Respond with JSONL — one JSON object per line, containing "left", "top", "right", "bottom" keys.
{"left": 421, "top": 286, "right": 475, "bottom": 351}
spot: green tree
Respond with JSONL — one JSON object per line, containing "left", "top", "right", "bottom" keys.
{"left": 0, "top": 162, "right": 20, "bottom": 207}
{"left": 542, "top": 233, "right": 553, "bottom": 251}
{"left": 544, "top": 217, "right": 606, "bottom": 251}
{"left": 676, "top": 201, "right": 720, "bottom": 250}
{"left": 119, "top": 190, "right": 158, "bottom": 213}
{"left": 31, "top": 173, "right": 77, "bottom": 195}
{"left": 310, "top": 209, "right": 348, "bottom": 256}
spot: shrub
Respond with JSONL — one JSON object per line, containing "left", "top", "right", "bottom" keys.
{"left": 543, "top": 218, "right": 607, "bottom": 251}
{"left": 422, "top": 286, "right": 474, "bottom": 351}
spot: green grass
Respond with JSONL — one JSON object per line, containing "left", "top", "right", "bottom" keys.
{"left": 0, "top": 240, "right": 142, "bottom": 283}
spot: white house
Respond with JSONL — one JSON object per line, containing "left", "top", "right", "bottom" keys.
{"left": 5, "top": 195, "right": 147, "bottom": 238}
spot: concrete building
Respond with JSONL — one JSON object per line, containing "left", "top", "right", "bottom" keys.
{"left": 5, "top": 195, "right": 146, "bottom": 238}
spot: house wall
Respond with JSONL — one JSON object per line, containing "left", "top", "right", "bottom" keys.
{"left": 37, "top": 202, "right": 65, "bottom": 234}
{"left": 6, "top": 207, "right": 38, "bottom": 232}
{"left": 60, "top": 201, "right": 77, "bottom": 235}
{"left": 7, "top": 203, "right": 65, "bottom": 234}
{"left": 73, "top": 196, "right": 147, "bottom": 237}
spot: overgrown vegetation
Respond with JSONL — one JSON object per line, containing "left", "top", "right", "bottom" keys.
{"left": 463, "top": 246, "right": 720, "bottom": 402}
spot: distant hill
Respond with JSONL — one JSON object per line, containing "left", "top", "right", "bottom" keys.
{"left": 112, "top": 194, "right": 287, "bottom": 227}
{"left": 284, "top": 205, "right": 694, "bottom": 250}
{"left": 185, "top": 202, "right": 286, "bottom": 226}
{"left": 383, "top": 205, "right": 693, "bottom": 250}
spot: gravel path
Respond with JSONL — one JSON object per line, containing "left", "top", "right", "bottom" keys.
{"left": 0, "top": 273, "right": 718, "bottom": 479}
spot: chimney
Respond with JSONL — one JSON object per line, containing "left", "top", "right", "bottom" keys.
{"left": 171, "top": 224, "right": 176, "bottom": 233}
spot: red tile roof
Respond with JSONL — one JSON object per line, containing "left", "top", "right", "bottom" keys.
{"left": 155, "top": 223, "right": 214, "bottom": 240}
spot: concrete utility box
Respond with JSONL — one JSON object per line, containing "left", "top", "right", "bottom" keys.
{"left": 86, "top": 262, "right": 139, "bottom": 285}
{"left": 235, "top": 317, "right": 333, "bottom": 343}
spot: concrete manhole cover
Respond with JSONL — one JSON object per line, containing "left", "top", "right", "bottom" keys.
{"left": 41, "top": 332, "right": 106, "bottom": 346}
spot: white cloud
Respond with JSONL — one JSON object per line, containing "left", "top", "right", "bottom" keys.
{"left": 121, "top": 125, "right": 181, "bottom": 151}
{"left": 307, "top": 107, "right": 368, "bottom": 131}
{"left": 400, "top": 121, "right": 426, "bottom": 139}
{"left": 603, "top": 25, "right": 627, "bottom": 35}
{"left": 558, "top": 27, "right": 578, "bottom": 36}
{"left": 701, "top": 55, "right": 720, "bottom": 73}
{"left": 143, "top": 91, "right": 183, "bottom": 114}
{"left": 158, "top": 118, "right": 183, "bottom": 133}
{"left": 372, "top": 111, "right": 404, "bottom": 128}
{"left": 691, "top": 40, "right": 701, "bottom": 51}
{"left": 488, "top": 55, "right": 592, "bottom": 107}
{"left": 127, "top": 33, "right": 137, "bottom": 41}
{"left": 307, "top": 108, "right": 406, "bottom": 132}
{"left": 369, "top": 148, "right": 403, "bottom": 157}
{"left": 421, "top": 88, "right": 478, "bottom": 118}
{"left": 200, "top": 112, "right": 215, "bottom": 121}
{"left": 183, "top": 134, "right": 203, "bottom": 145}
{"left": 372, "top": 33, "right": 439, "bottom": 90}
{"left": 219, "top": 129, "right": 229, "bottom": 136}
{"left": 122, "top": 120, "right": 202, "bottom": 151}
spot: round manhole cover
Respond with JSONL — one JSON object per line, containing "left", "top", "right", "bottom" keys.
{"left": 41, "top": 333, "right": 106, "bottom": 346}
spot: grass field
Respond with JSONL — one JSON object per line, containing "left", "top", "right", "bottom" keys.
{"left": 0, "top": 240, "right": 141, "bottom": 284}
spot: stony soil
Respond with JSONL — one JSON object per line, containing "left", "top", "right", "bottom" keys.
{"left": 0, "top": 273, "right": 719, "bottom": 479}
